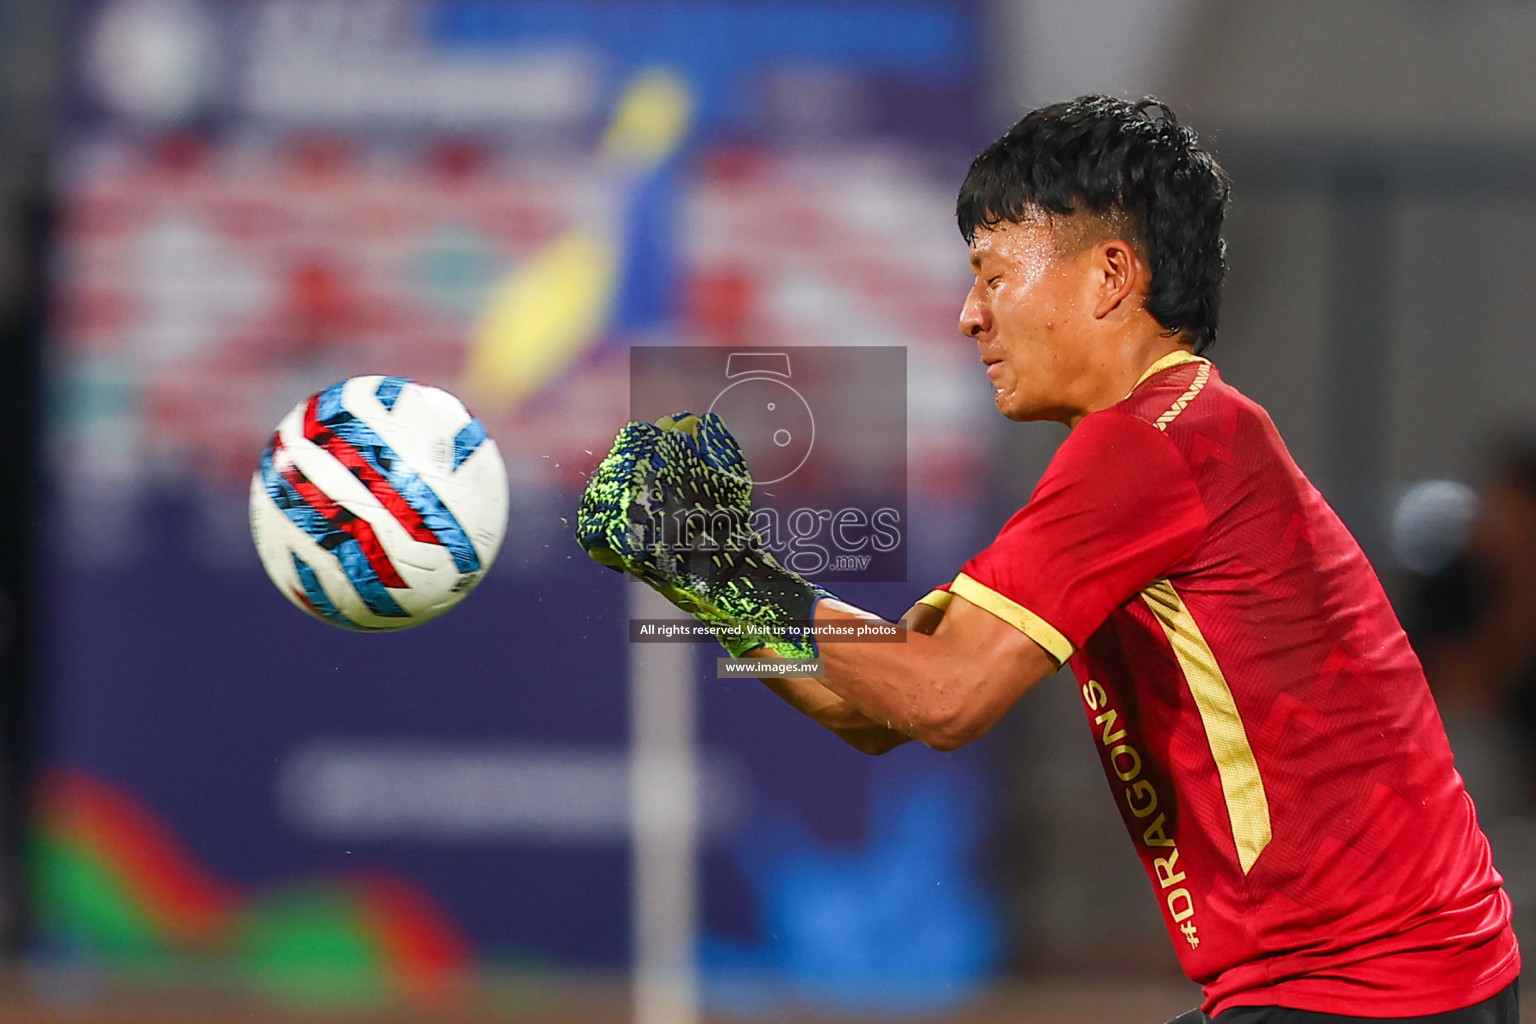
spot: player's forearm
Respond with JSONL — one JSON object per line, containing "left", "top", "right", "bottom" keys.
{"left": 815, "top": 609, "right": 970, "bottom": 749}
{"left": 751, "top": 599, "right": 999, "bottom": 751}
{"left": 754, "top": 674, "right": 911, "bottom": 755}
{"left": 806, "top": 599, "right": 1052, "bottom": 751}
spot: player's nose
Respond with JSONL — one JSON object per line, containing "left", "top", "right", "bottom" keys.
{"left": 958, "top": 289, "right": 989, "bottom": 339}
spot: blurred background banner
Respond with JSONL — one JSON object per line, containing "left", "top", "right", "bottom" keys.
{"left": 31, "top": 0, "right": 1001, "bottom": 1015}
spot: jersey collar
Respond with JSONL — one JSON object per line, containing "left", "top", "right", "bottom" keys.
{"left": 1131, "top": 349, "right": 1210, "bottom": 393}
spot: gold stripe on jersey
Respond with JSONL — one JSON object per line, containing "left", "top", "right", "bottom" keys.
{"left": 916, "top": 589, "right": 954, "bottom": 611}
{"left": 949, "top": 573, "right": 1075, "bottom": 664}
{"left": 1152, "top": 360, "right": 1212, "bottom": 432}
{"left": 1141, "top": 579, "right": 1272, "bottom": 874}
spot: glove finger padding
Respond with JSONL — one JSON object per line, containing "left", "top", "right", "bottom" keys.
{"left": 664, "top": 410, "right": 751, "bottom": 479}
{"left": 575, "top": 420, "right": 666, "bottom": 579}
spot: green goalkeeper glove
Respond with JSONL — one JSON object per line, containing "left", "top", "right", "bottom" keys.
{"left": 575, "top": 411, "right": 831, "bottom": 659}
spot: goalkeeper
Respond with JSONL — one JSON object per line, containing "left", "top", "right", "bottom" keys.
{"left": 577, "top": 96, "right": 1518, "bottom": 1023}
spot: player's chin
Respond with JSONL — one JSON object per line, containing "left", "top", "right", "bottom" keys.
{"left": 993, "top": 390, "right": 1055, "bottom": 423}
{"left": 993, "top": 388, "right": 1030, "bottom": 421}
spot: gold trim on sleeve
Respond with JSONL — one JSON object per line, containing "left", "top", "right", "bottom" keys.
{"left": 916, "top": 589, "right": 954, "bottom": 611}
{"left": 949, "top": 573, "right": 1075, "bottom": 664}
{"left": 1140, "top": 579, "right": 1272, "bottom": 874}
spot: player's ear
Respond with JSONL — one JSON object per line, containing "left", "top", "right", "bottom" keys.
{"left": 1090, "top": 238, "right": 1140, "bottom": 320}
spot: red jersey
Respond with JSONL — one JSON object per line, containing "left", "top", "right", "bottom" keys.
{"left": 941, "top": 352, "right": 1519, "bottom": 1016}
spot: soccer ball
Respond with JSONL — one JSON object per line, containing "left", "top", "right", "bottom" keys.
{"left": 249, "top": 376, "right": 508, "bottom": 631}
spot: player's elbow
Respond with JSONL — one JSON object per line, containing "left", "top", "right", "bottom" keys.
{"left": 841, "top": 727, "right": 908, "bottom": 756}
{"left": 917, "top": 723, "right": 983, "bottom": 752}
{"left": 910, "top": 700, "right": 990, "bottom": 752}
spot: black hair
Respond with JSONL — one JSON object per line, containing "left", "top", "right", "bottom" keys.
{"left": 957, "top": 95, "right": 1231, "bottom": 353}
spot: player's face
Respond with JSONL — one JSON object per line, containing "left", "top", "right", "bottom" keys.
{"left": 959, "top": 218, "right": 1096, "bottom": 423}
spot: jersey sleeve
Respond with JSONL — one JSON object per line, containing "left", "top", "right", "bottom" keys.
{"left": 955, "top": 410, "right": 1207, "bottom": 662}
{"left": 916, "top": 583, "right": 953, "bottom": 611}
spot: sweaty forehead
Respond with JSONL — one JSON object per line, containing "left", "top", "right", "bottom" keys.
{"left": 967, "top": 217, "right": 1062, "bottom": 267}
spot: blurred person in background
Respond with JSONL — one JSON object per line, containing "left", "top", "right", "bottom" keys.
{"left": 1409, "top": 441, "right": 1536, "bottom": 817}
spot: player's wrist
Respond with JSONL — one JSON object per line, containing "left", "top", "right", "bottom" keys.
{"left": 685, "top": 561, "right": 831, "bottom": 660}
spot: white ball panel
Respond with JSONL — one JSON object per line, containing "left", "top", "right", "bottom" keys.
{"left": 456, "top": 438, "right": 510, "bottom": 567}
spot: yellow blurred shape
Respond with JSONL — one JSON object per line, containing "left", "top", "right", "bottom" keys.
{"left": 468, "top": 230, "right": 619, "bottom": 405}
{"left": 602, "top": 67, "right": 694, "bottom": 167}
{"left": 466, "top": 66, "right": 693, "bottom": 408}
